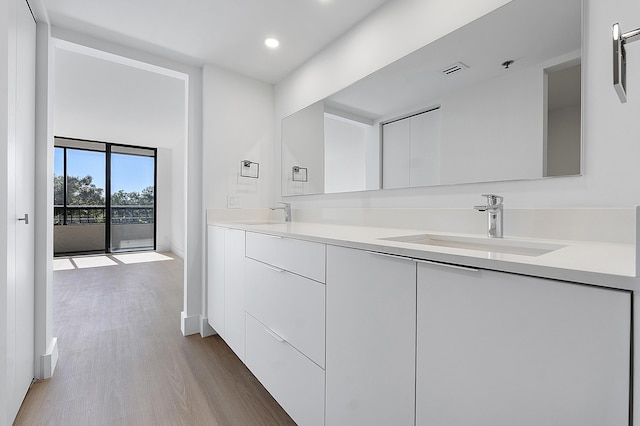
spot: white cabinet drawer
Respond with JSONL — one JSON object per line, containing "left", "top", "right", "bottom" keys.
{"left": 245, "top": 232, "right": 326, "bottom": 283}
{"left": 246, "top": 258, "right": 325, "bottom": 368}
{"left": 245, "top": 313, "right": 325, "bottom": 426}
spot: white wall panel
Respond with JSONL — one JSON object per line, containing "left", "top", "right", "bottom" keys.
{"left": 202, "top": 64, "right": 274, "bottom": 209}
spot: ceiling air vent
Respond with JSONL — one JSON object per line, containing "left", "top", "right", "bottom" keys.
{"left": 441, "top": 62, "right": 469, "bottom": 76}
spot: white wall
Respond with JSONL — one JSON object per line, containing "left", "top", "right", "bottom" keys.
{"left": 281, "top": 101, "right": 324, "bottom": 195}
{"left": 53, "top": 46, "right": 186, "bottom": 254}
{"left": 156, "top": 147, "right": 176, "bottom": 251}
{"left": 202, "top": 64, "right": 274, "bottom": 210}
{"left": 274, "top": 0, "right": 640, "bottom": 210}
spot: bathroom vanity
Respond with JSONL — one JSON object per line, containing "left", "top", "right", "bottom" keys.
{"left": 206, "top": 219, "right": 635, "bottom": 426}
{"left": 202, "top": 0, "right": 640, "bottom": 422}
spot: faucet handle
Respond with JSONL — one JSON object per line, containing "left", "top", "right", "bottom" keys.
{"left": 480, "top": 194, "right": 503, "bottom": 206}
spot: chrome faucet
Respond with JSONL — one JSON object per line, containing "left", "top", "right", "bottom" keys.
{"left": 474, "top": 194, "right": 503, "bottom": 238}
{"left": 271, "top": 202, "right": 291, "bottom": 222}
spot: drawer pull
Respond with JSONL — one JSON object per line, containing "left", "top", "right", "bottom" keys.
{"left": 261, "top": 233, "right": 283, "bottom": 239}
{"left": 263, "top": 263, "right": 285, "bottom": 273}
{"left": 264, "top": 327, "right": 285, "bottom": 343}
{"left": 365, "top": 251, "right": 411, "bottom": 261}
{"left": 413, "top": 258, "right": 479, "bottom": 272}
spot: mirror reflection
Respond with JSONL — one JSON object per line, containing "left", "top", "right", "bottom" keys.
{"left": 281, "top": 0, "right": 582, "bottom": 196}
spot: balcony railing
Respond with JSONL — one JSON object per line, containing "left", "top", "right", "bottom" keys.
{"left": 54, "top": 205, "right": 154, "bottom": 226}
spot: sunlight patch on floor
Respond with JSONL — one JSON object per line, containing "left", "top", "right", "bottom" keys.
{"left": 113, "top": 252, "right": 174, "bottom": 264}
{"left": 53, "top": 258, "right": 75, "bottom": 271}
{"left": 54, "top": 252, "right": 175, "bottom": 270}
{"left": 73, "top": 256, "right": 119, "bottom": 269}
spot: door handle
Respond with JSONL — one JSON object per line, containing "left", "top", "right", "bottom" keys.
{"left": 18, "top": 214, "right": 29, "bottom": 225}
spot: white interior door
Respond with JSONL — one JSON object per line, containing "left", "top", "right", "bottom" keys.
{"left": 382, "top": 118, "right": 411, "bottom": 189}
{"left": 11, "top": 0, "right": 36, "bottom": 418}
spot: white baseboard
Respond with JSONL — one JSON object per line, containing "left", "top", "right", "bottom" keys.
{"left": 200, "top": 315, "right": 216, "bottom": 337}
{"left": 171, "top": 245, "right": 185, "bottom": 259}
{"left": 40, "top": 337, "right": 58, "bottom": 379}
{"left": 181, "top": 311, "right": 200, "bottom": 336}
{"left": 155, "top": 244, "right": 172, "bottom": 253}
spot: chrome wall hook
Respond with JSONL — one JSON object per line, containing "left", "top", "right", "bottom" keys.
{"left": 613, "top": 23, "right": 640, "bottom": 103}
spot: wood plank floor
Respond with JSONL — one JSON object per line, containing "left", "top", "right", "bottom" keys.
{"left": 14, "top": 253, "right": 296, "bottom": 425}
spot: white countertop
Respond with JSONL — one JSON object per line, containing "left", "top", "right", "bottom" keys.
{"left": 209, "top": 220, "right": 639, "bottom": 291}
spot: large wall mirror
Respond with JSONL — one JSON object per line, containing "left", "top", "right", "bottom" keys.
{"left": 282, "top": 0, "right": 582, "bottom": 196}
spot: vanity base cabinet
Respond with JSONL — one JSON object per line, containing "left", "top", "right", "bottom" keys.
{"left": 326, "top": 246, "right": 416, "bottom": 426}
{"left": 416, "top": 263, "right": 631, "bottom": 426}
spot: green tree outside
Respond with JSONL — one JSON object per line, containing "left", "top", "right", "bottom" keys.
{"left": 54, "top": 174, "right": 154, "bottom": 224}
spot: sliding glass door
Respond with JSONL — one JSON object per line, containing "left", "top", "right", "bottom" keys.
{"left": 54, "top": 138, "right": 157, "bottom": 256}
{"left": 109, "top": 145, "right": 156, "bottom": 252}
{"left": 54, "top": 141, "right": 107, "bottom": 255}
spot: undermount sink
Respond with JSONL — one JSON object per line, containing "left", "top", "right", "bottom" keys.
{"left": 380, "top": 233, "right": 565, "bottom": 257}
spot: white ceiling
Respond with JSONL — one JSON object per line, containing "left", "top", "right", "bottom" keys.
{"left": 39, "top": 0, "right": 392, "bottom": 83}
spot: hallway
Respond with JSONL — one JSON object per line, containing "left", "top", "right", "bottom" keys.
{"left": 14, "top": 253, "right": 295, "bottom": 425}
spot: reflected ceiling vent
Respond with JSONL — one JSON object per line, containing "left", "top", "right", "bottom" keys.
{"left": 441, "top": 62, "right": 469, "bottom": 76}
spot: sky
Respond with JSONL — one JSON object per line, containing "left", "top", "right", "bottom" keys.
{"left": 54, "top": 148, "right": 155, "bottom": 194}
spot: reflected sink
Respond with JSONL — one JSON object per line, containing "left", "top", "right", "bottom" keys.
{"left": 380, "top": 233, "right": 565, "bottom": 257}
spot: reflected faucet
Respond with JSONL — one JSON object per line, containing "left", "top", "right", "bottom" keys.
{"left": 271, "top": 202, "right": 292, "bottom": 222}
{"left": 474, "top": 194, "right": 503, "bottom": 238}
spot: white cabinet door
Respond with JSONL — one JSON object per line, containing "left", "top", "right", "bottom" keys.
{"left": 326, "top": 247, "right": 416, "bottom": 426}
{"left": 224, "top": 228, "right": 246, "bottom": 362}
{"left": 207, "top": 226, "right": 225, "bottom": 336}
{"left": 383, "top": 108, "right": 441, "bottom": 189}
{"left": 409, "top": 108, "right": 440, "bottom": 187}
{"left": 416, "top": 262, "right": 631, "bottom": 426}
{"left": 382, "top": 118, "right": 411, "bottom": 189}
{"left": 11, "top": 0, "right": 36, "bottom": 420}
{"left": 207, "top": 227, "right": 245, "bottom": 361}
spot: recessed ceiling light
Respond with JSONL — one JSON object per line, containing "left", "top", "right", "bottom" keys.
{"left": 265, "top": 38, "right": 280, "bottom": 48}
